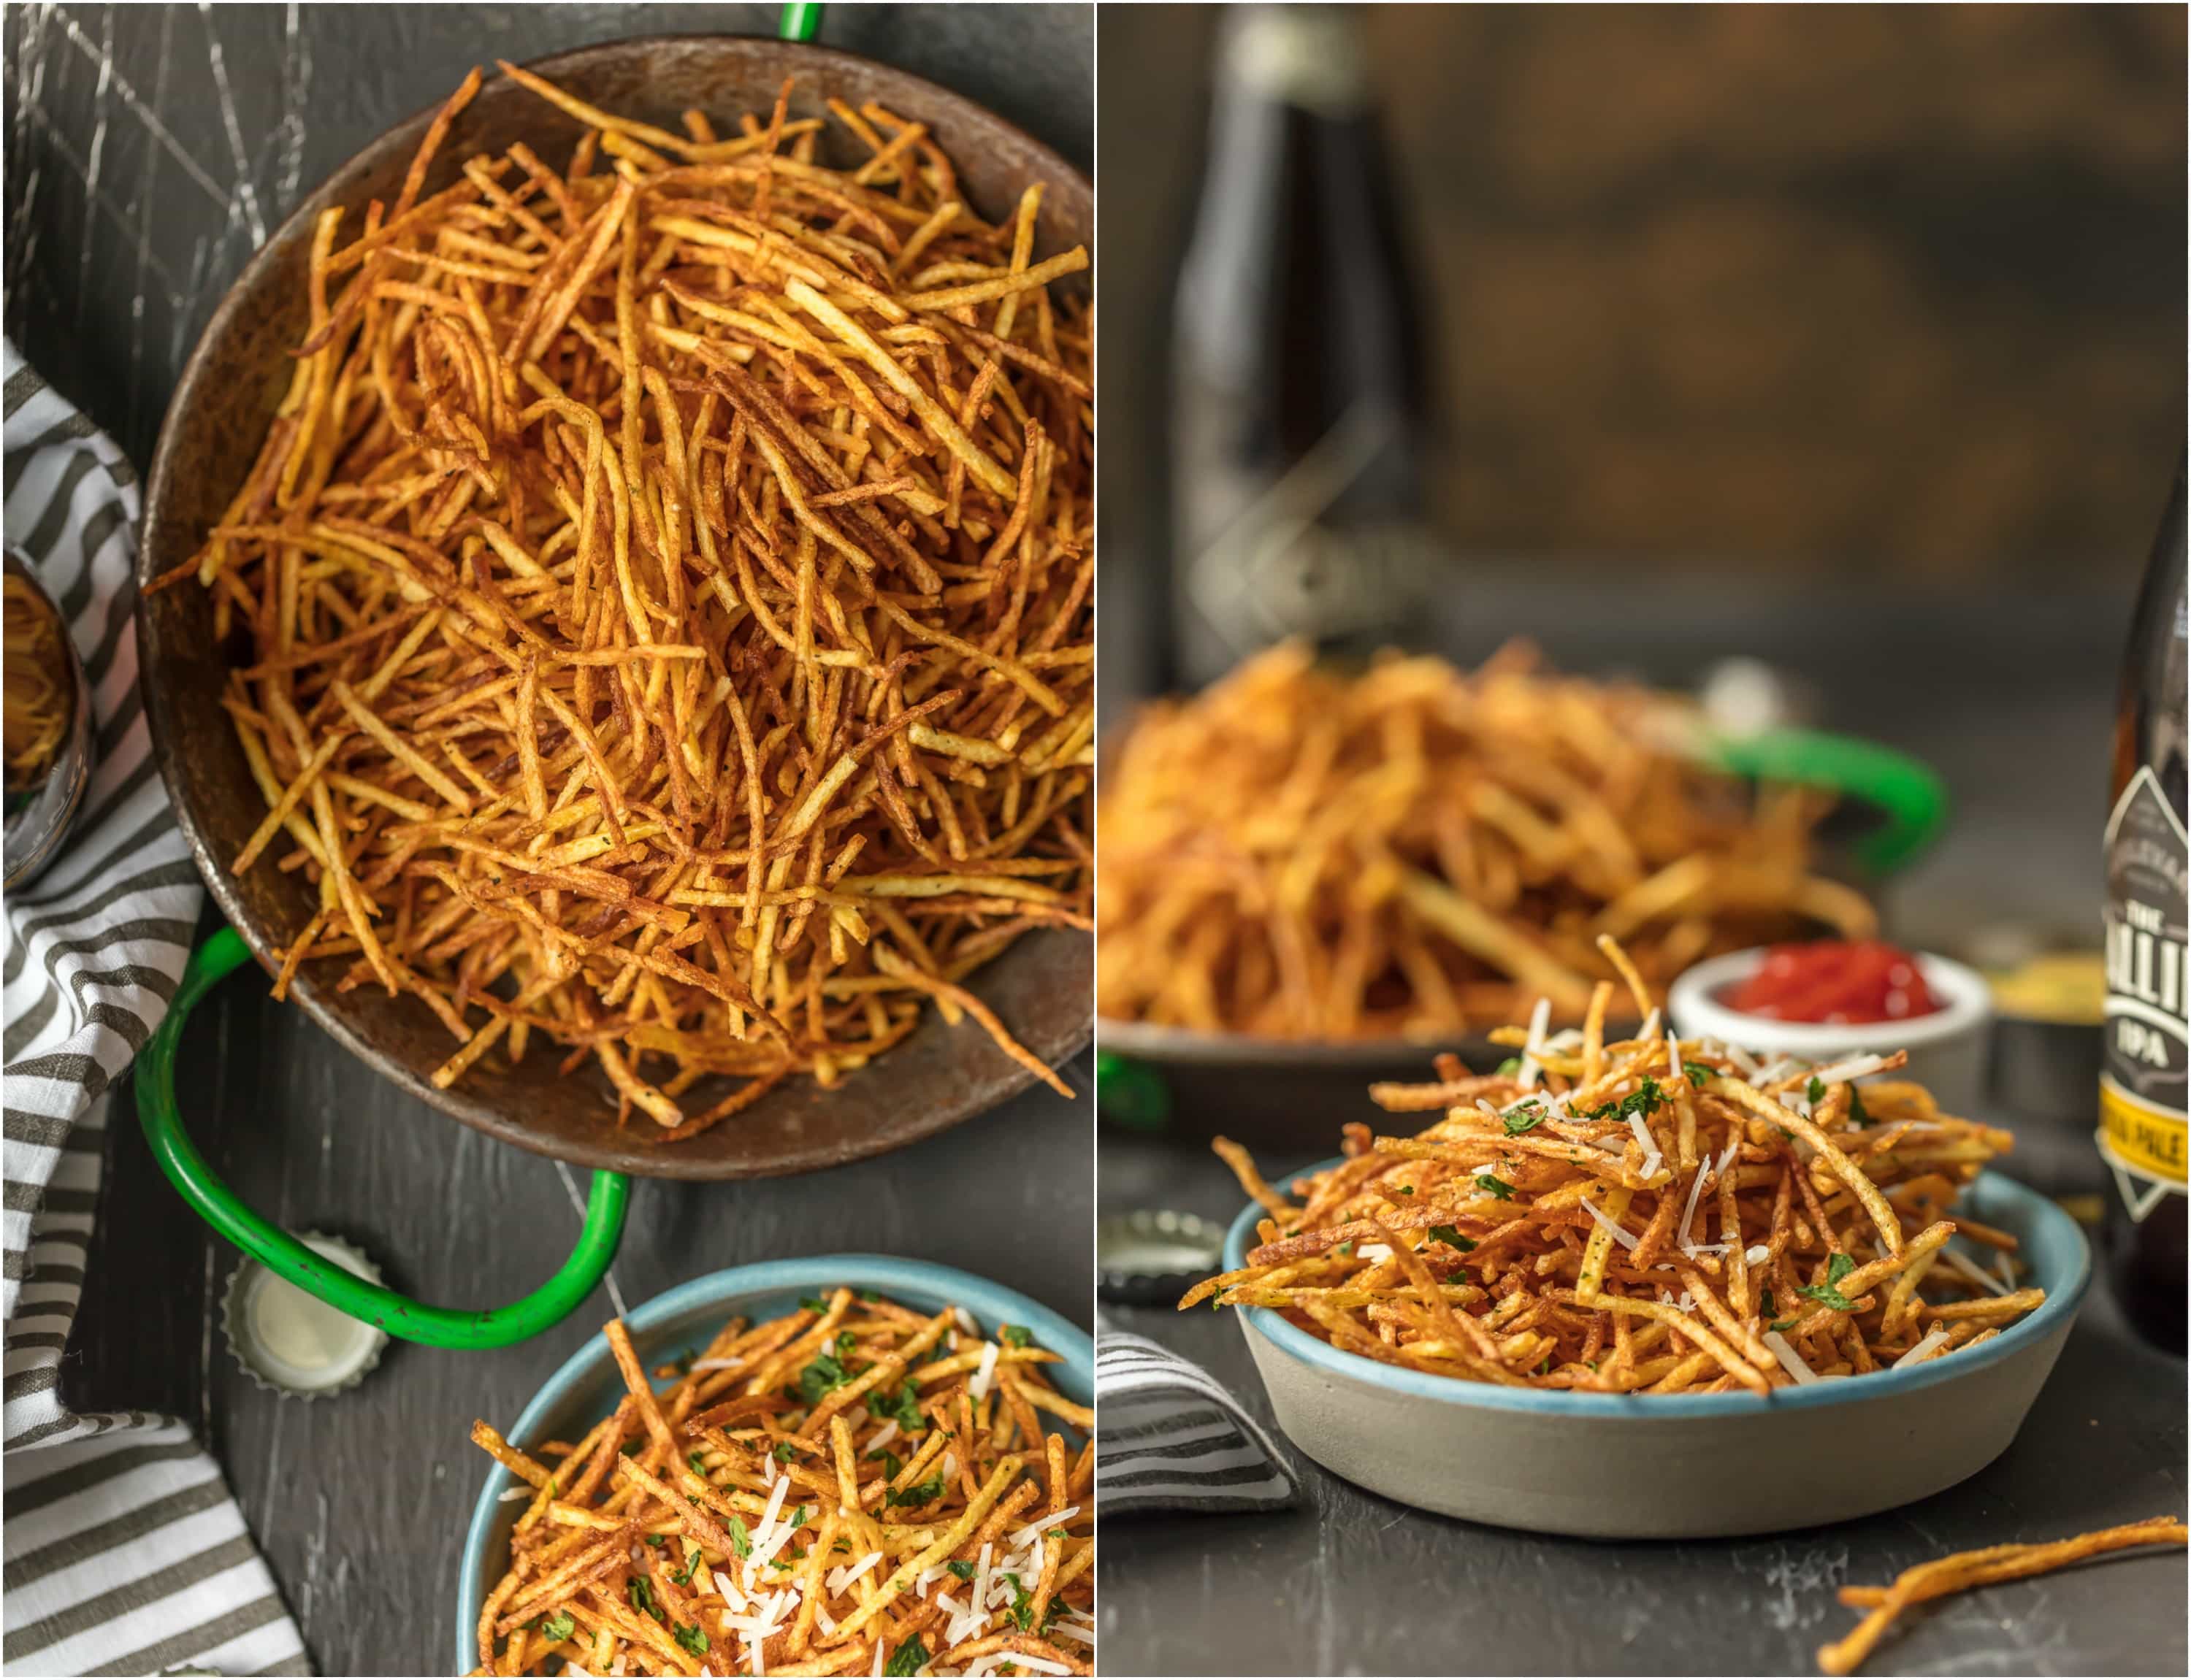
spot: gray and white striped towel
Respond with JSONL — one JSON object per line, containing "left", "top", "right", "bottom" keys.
{"left": 1094, "top": 1329, "right": 1298, "bottom": 1516}
{"left": 3, "top": 342, "right": 309, "bottom": 1676}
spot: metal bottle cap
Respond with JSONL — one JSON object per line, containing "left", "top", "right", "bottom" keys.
{"left": 221, "top": 1232, "right": 389, "bottom": 1397}
{"left": 1096, "top": 1209, "right": 1228, "bottom": 1305}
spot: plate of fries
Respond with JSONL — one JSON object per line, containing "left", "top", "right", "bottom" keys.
{"left": 137, "top": 39, "right": 1093, "bottom": 1177}
{"left": 1183, "top": 941, "right": 2089, "bottom": 1537}
{"left": 456, "top": 1257, "right": 1094, "bottom": 1676}
{"left": 1094, "top": 643, "right": 1918, "bottom": 1142}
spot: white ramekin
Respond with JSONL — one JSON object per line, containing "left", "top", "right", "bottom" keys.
{"left": 1667, "top": 946, "right": 1994, "bottom": 1119}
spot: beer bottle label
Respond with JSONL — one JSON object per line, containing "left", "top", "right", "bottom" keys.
{"left": 2100, "top": 763, "right": 2189, "bottom": 1218}
{"left": 1180, "top": 400, "right": 1441, "bottom": 670}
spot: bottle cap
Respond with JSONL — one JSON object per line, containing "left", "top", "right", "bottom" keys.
{"left": 221, "top": 1232, "right": 389, "bottom": 1397}
{"left": 1096, "top": 1209, "right": 1228, "bottom": 1305}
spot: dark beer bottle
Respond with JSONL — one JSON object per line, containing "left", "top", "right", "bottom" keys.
{"left": 2100, "top": 462, "right": 2187, "bottom": 1351}
{"left": 1166, "top": 3, "right": 1444, "bottom": 693}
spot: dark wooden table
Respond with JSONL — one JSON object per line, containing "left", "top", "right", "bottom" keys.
{"left": 1095, "top": 602, "right": 2190, "bottom": 1676}
{"left": 5, "top": 7, "right": 1092, "bottom": 1676}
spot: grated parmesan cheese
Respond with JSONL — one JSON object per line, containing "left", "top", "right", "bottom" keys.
{"left": 1892, "top": 1327, "right": 1954, "bottom": 1368}
{"left": 1580, "top": 1196, "right": 1639, "bottom": 1251}
{"left": 1518, "top": 997, "right": 1551, "bottom": 1088}
{"left": 969, "top": 1338, "right": 1001, "bottom": 1400}
{"left": 1807, "top": 1053, "right": 1886, "bottom": 1088}
{"left": 1762, "top": 1330, "right": 1819, "bottom": 1384}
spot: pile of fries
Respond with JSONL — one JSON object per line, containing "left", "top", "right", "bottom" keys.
{"left": 470, "top": 1289, "right": 1094, "bottom": 1677}
{"left": 159, "top": 64, "right": 1093, "bottom": 1135}
{"left": 1098, "top": 642, "right": 1870, "bottom": 1040}
{"left": 3, "top": 570, "right": 72, "bottom": 791}
{"left": 1185, "top": 937, "right": 2040, "bottom": 1394}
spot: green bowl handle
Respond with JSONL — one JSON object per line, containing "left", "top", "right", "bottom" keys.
{"left": 779, "top": 3, "right": 822, "bottom": 41}
{"left": 1702, "top": 726, "right": 1949, "bottom": 877}
{"left": 138, "top": 927, "right": 629, "bottom": 1349}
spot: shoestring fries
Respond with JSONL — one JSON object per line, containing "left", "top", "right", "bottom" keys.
{"left": 469, "top": 1289, "right": 1095, "bottom": 1678}
{"left": 3, "top": 571, "right": 72, "bottom": 791}
{"left": 154, "top": 64, "right": 1093, "bottom": 1134}
{"left": 1097, "top": 642, "right": 1869, "bottom": 1040}
{"left": 1816, "top": 1516, "right": 2187, "bottom": 1674}
{"left": 1183, "top": 937, "right": 2038, "bottom": 1395}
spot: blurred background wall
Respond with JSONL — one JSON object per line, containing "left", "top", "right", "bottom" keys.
{"left": 1099, "top": 1, "right": 2187, "bottom": 952}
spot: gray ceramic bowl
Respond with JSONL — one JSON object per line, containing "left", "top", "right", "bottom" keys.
{"left": 453, "top": 1256, "right": 1093, "bottom": 1675}
{"left": 1225, "top": 1164, "right": 2089, "bottom": 1538}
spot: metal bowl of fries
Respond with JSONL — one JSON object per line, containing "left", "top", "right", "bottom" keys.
{"left": 1217, "top": 1160, "right": 2088, "bottom": 1538}
{"left": 137, "top": 37, "right": 1093, "bottom": 1180}
{"left": 454, "top": 1255, "right": 1095, "bottom": 1674}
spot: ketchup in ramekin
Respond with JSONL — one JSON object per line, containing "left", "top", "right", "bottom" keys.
{"left": 1720, "top": 939, "right": 1943, "bottom": 1025}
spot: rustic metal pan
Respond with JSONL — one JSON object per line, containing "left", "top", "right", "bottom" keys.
{"left": 137, "top": 37, "right": 1092, "bottom": 1183}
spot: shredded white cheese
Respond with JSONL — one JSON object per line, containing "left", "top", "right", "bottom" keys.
{"left": 969, "top": 1339, "right": 1000, "bottom": 1400}
{"left": 1518, "top": 997, "right": 1551, "bottom": 1088}
{"left": 1938, "top": 1247, "right": 2010, "bottom": 1297}
{"left": 1892, "top": 1327, "right": 1954, "bottom": 1368}
{"left": 1808, "top": 1053, "right": 1887, "bottom": 1088}
{"left": 1580, "top": 1196, "right": 1639, "bottom": 1251}
{"left": 1762, "top": 1330, "right": 1819, "bottom": 1384}
{"left": 1745, "top": 1243, "right": 1772, "bottom": 1265}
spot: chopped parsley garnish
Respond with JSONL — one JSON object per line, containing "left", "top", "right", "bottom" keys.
{"left": 1759, "top": 1288, "right": 1775, "bottom": 1317}
{"left": 1496, "top": 1056, "right": 1524, "bottom": 1076}
{"left": 1502, "top": 1102, "right": 1549, "bottom": 1136}
{"left": 868, "top": 1449, "right": 905, "bottom": 1478}
{"left": 797, "top": 1353, "right": 852, "bottom": 1403}
{"left": 1795, "top": 1253, "right": 1859, "bottom": 1312}
{"left": 876, "top": 1384, "right": 925, "bottom": 1432}
{"left": 687, "top": 1451, "right": 709, "bottom": 1477}
{"left": 1583, "top": 1078, "right": 1665, "bottom": 1124}
{"left": 787, "top": 1505, "right": 812, "bottom": 1530}
{"left": 773, "top": 1441, "right": 801, "bottom": 1464}
{"left": 537, "top": 1611, "right": 576, "bottom": 1643}
{"left": 727, "top": 1516, "right": 753, "bottom": 1559}
{"left": 884, "top": 1635, "right": 930, "bottom": 1677}
{"left": 1004, "top": 1572, "right": 1034, "bottom": 1630}
{"left": 673, "top": 1623, "right": 710, "bottom": 1656}
{"left": 628, "top": 1574, "right": 662, "bottom": 1622}
{"left": 669, "top": 1543, "right": 703, "bottom": 1585}
{"left": 947, "top": 1560, "right": 976, "bottom": 1581}
{"left": 1683, "top": 1061, "right": 1716, "bottom": 1089}
{"left": 1806, "top": 1075, "right": 1827, "bottom": 1105}
{"left": 1848, "top": 1085, "right": 1870, "bottom": 1125}
{"left": 1395, "top": 1184, "right": 1415, "bottom": 1196}
{"left": 1428, "top": 1224, "right": 1476, "bottom": 1253}
{"left": 835, "top": 1330, "right": 860, "bottom": 1359}
{"left": 800, "top": 1294, "right": 830, "bottom": 1313}
{"left": 887, "top": 1475, "right": 946, "bottom": 1508}
{"left": 1335, "top": 1241, "right": 1355, "bottom": 1257}
{"left": 999, "top": 1324, "right": 1031, "bottom": 1349}
{"left": 857, "top": 1289, "right": 880, "bottom": 1302}
{"left": 1475, "top": 1173, "right": 1516, "bottom": 1201}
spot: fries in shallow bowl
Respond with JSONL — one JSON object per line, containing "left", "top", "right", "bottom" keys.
{"left": 1185, "top": 943, "right": 2090, "bottom": 1536}
{"left": 457, "top": 1259, "right": 1094, "bottom": 1676}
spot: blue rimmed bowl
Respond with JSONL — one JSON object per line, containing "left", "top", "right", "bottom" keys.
{"left": 1222, "top": 1162, "right": 2089, "bottom": 1538}
{"left": 453, "top": 1257, "right": 1094, "bottom": 1675}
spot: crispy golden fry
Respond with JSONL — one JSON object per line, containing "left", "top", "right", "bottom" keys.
{"left": 2, "top": 571, "right": 72, "bottom": 791}
{"left": 161, "top": 66, "right": 1093, "bottom": 1133}
{"left": 1184, "top": 940, "right": 2038, "bottom": 1395}
{"left": 1097, "top": 642, "right": 1869, "bottom": 1040}
{"left": 1818, "top": 1517, "right": 2187, "bottom": 1674}
{"left": 467, "top": 1289, "right": 1093, "bottom": 1678}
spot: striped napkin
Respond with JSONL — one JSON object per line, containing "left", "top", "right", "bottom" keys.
{"left": 1093, "top": 1328, "right": 1299, "bottom": 1516}
{"left": 2, "top": 343, "right": 309, "bottom": 1676}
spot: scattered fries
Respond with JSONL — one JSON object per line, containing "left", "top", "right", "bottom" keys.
{"left": 469, "top": 1289, "right": 1094, "bottom": 1678}
{"left": 1817, "top": 1517, "right": 2187, "bottom": 1674}
{"left": 1098, "top": 642, "right": 1869, "bottom": 1040}
{"left": 160, "top": 64, "right": 1093, "bottom": 1132}
{"left": 1184, "top": 940, "right": 2037, "bottom": 1395}
{"left": 3, "top": 570, "right": 72, "bottom": 791}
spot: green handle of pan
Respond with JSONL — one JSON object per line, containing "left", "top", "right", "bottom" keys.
{"left": 1702, "top": 726, "right": 1949, "bottom": 876}
{"left": 137, "top": 927, "right": 630, "bottom": 1349}
{"left": 779, "top": 3, "right": 822, "bottom": 41}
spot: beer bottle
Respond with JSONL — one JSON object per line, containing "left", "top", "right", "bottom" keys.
{"left": 1165, "top": 3, "right": 1445, "bottom": 692}
{"left": 2100, "top": 462, "right": 2187, "bottom": 1351}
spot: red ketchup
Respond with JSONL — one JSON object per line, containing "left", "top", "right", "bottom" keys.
{"left": 1721, "top": 940, "right": 1942, "bottom": 1025}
